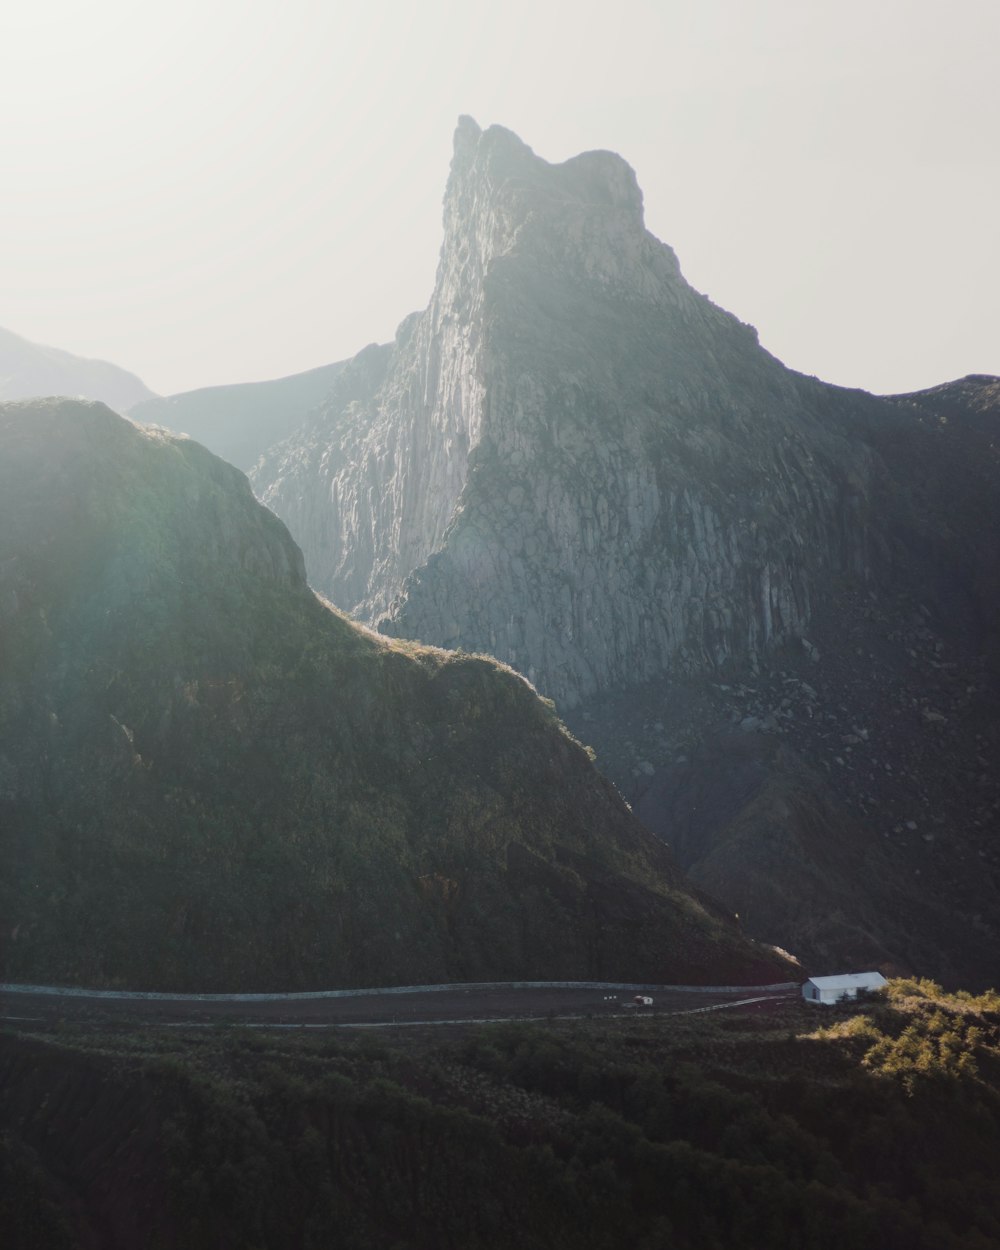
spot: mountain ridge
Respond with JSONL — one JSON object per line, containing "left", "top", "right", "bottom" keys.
{"left": 0, "top": 324, "right": 155, "bottom": 412}
{"left": 131, "top": 357, "right": 349, "bottom": 472}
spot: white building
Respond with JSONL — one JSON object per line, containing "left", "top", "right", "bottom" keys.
{"left": 801, "top": 972, "right": 887, "bottom": 1005}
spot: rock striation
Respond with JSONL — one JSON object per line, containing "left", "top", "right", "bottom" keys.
{"left": 586, "top": 375, "right": 1000, "bottom": 987}
{"left": 0, "top": 398, "right": 790, "bottom": 991}
{"left": 253, "top": 119, "right": 883, "bottom": 709}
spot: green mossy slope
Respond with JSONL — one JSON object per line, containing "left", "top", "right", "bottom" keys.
{"left": 3, "top": 983, "right": 1000, "bottom": 1248}
{"left": 0, "top": 400, "right": 788, "bottom": 990}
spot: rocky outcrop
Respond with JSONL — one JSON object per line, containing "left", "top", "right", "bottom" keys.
{"left": 0, "top": 398, "right": 791, "bottom": 991}
{"left": 252, "top": 119, "right": 883, "bottom": 710}
{"left": 0, "top": 323, "right": 155, "bottom": 412}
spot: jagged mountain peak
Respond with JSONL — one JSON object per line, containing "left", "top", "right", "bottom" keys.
{"left": 439, "top": 118, "right": 674, "bottom": 311}
{"left": 451, "top": 115, "right": 644, "bottom": 216}
{"left": 253, "top": 124, "right": 760, "bottom": 637}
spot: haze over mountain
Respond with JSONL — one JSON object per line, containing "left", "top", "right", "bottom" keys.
{"left": 0, "top": 324, "right": 155, "bottom": 412}
{"left": 245, "top": 119, "right": 999, "bottom": 988}
{"left": 0, "top": 397, "right": 790, "bottom": 992}
{"left": 130, "top": 359, "right": 348, "bottom": 473}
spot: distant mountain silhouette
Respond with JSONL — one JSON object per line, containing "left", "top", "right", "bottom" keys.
{"left": 0, "top": 324, "right": 155, "bottom": 411}
{"left": 132, "top": 359, "right": 348, "bottom": 472}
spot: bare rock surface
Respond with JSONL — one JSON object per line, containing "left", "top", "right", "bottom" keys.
{"left": 254, "top": 121, "right": 886, "bottom": 711}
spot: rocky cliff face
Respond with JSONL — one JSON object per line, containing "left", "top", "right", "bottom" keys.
{"left": 581, "top": 376, "right": 1000, "bottom": 988}
{"left": 248, "top": 120, "right": 999, "bottom": 987}
{"left": 0, "top": 398, "right": 790, "bottom": 991}
{"left": 253, "top": 119, "right": 882, "bottom": 710}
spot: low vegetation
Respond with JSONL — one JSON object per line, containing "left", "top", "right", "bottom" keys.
{"left": 812, "top": 978, "right": 1000, "bottom": 1091}
{"left": 3, "top": 981, "right": 1000, "bottom": 1248}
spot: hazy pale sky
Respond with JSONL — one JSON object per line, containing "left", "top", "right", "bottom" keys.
{"left": 2, "top": 0, "right": 997, "bottom": 397}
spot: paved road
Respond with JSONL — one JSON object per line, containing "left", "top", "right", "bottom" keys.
{"left": 0, "top": 981, "right": 796, "bottom": 1029}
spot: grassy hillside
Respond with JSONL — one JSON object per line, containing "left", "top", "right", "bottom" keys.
{"left": 0, "top": 399, "right": 787, "bottom": 990}
{"left": 3, "top": 981, "right": 999, "bottom": 1248}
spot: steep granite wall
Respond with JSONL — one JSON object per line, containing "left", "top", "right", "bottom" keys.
{"left": 253, "top": 119, "right": 879, "bottom": 708}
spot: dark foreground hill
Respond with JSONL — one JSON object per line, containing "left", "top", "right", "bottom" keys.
{"left": 3, "top": 980, "right": 1000, "bottom": 1249}
{"left": 0, "top": 398, "right": 790, "bottom": 991}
